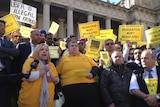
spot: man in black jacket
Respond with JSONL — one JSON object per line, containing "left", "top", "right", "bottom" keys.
{"left": 100, "top": 51, "right": 133, "bottom": 107}
{"left": 129, "top": 49, "right": 160, "bottom": 107}
{"left": 0, "top": 20, "right": 19, "bottom": 107}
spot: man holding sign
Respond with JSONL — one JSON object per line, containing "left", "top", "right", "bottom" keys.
{"left": 129, "top": 49, "right": 160, "bottom": 107}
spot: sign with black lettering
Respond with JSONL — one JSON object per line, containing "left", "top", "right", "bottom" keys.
{"left": 10, "top": 0, "right": 37, "bottom": 25}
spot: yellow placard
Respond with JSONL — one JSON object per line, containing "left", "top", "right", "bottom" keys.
{"left": 79, "top": 21, "right": 100, "bottom": 39}
{"left": 20, "top": 25, "right": 34, "bottom": 38}
{"left": 100, "top": 51, "right": 111, "bottom": 68}
{"left": 85, "top": 37, "right": 102, "bottom": 60}
{"left": 59, "top": 41, "right": 66, "bottom": 50}
{"left": 96, "top": 29, "right": 117, "bottom": 42}
{"left": 0, "top": 14, "right": 20, "bottom": 35}
{"left": 137, "top": 41, "right": 147, "bottom": 47}
{"left": 145, "top": 26, "right": 160, "bottom": 45}
{"left": 118, "top": 25, "right": 143, "bottom": 42}
{"left": 74, "top": 70, "right": 89, "bottom": 77}
{"left": 145, "top": 78, "right": 158, "bottom": 95}
{"left": 48, "top": 21, "right": 59, "bottom": 35}
{"left": 48, "top": 46, "right": 59, "bottom": 59}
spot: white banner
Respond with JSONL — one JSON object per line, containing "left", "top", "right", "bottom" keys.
{"left": 10, "top": 0, "right": 37, "bottom": 25}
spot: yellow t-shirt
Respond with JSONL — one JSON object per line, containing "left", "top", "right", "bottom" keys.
{"left": 56, "top": 53, "right": 97, "bottom": 86}
{"left": 18, "top": 57, "right": 58, "bottom": 107}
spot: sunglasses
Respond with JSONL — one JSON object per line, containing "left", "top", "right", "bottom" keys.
{"left": 105, "top": 42, "right": 114, "bottom": 46}
{"left": 134, "top": 52, "right": 141, "bottom": 55}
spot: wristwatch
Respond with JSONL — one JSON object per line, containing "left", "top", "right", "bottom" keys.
{"left": 156, "top": 94, "right": 160, "bottom": 101}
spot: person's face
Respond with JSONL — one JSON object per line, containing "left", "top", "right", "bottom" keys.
{"left": 0, "top": 22, "right": 5, "bottom": 37}
{"left": 104, "top": 40, "right": 114, "bottom": 52}
{"left": 129, "top": 49, "right": 134, "bottom": 60}
{"left": 31, "top": 30, "right": 41, "bottom": 45}
{"left": 40, "top": 34, "right": 46, "bottom": 43}
{"left": 134, "top": 49, "right": 142, "bottom": 61}
{"left": 12, "top": 32, "right": 22, "bottom": 44}
{"left": 141, "top": 50, "right": 155, "bottom": 69}
{"left": 114, "top": 44, "right": 121, "bottom": 51}
{"left": 111, "top": 51, "right": 124, "bottom": 66}
{"left": 78, "top": 41, "right": 85, "bottom": 52}
{"left": 46, "top": 35, "right": 53, "bottom": 46}
{"left": 68, "top": 42, "right": 79, "bottom": 55}
{"left": 38, "top": 45, "right": 49, "bottom": 61}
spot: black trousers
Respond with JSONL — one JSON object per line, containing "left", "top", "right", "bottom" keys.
{"left": 62, "top": 83, "right": 101, "bottom": 107}
{"left": 0, "top": 71, "right": 23, "bottom": 107}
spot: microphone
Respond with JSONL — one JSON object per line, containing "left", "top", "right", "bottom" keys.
{"left": 23, "top": 59, "right": 39, "bottom": 79}
{"left": 43, "top": 56, "right": 48, "bottom": 64}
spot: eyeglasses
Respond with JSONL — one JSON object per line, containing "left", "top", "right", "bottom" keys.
{"left": 14, "top": 35, "right": 21, "bottom": 38}
{"left": 105, "top": 42, "right": 114, "bottom": 46}
{"left": 134, "top": 52, "right": 141, "bottom": 55}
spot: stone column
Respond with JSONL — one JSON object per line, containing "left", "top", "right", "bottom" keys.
{"left": 58, "top": 18, "right": 65, "bottom": 38}
{"left": 88, "top": 13, "right": 93, "bottom": 22}
{"left": 43, "top": 0, "right": 50, "bottom": 31}
{"left": 141, "top": 22, "right": 147, "bottom": 42}
{"left": 37, "top": 14, "right": 43, "bottom": 29}
{"left": 67, "top": 7, "right": 74, "bottom": 37}
{"left": 105, "top": 17, "right": 111, "bottom": 29}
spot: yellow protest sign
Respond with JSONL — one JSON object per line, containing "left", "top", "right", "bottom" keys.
{"left": 0, "top": 14, "right": 20, "bottom": 35}
{"left": 20, "top": 25, "right": 33, "bottom": 38}
{"left": 74, "top": 70, "right": 90, "bottom": 77}
{"left": 100, "top": 51, "right": 111, "bottom": 68}
{"left": 48, "top": 46, "right": 59, "bottom": 59}
{"left": 118, "top": 25, "right": 143, "bottom": 42}
{"left": 79, "top": 21, "right": 100, "bottom": 39}
{"left": 145, "top": 26, "right": 160, "bottom": 45}
{"left": 137, "top": 41, "right": 147, "bottom": 47}
{"left": 145, "top": 78, "right": 158, "bottom": 95}
{"left": 85, "top": 38, "right": 102, "bottom": 60}
{"left": 95, "top": 29, "right": 117, "bottom": 42}
{"left": 48, "top": 21, "right": 59, "bottom": 35}
{"left": 60, "top": 41, "right": 66, "bottom": 50}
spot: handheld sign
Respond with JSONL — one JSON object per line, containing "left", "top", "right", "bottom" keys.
{"left": 0, "top": 14, "right": 20, "bottom": 35}
{"left": 145, "top": 26, "right": 160, "bottom": 45}
{"left": 118, "top": 25, "right": 143, "bottom": 42}
{"left": 48, "top": 21, "right": 60, "bottom": 35}
{"left": 79, "top": 21, "right": 100, "bottom": 39}
{"left": 10, "top": 0, "right": 37, "bottom": 25}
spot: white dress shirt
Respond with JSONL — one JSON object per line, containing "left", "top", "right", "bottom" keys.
{"left": 129, "top": 66, "right": 157, "bottom": 91}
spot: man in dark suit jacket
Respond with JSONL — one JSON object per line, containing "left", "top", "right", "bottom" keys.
{"left": 11, "top": 29, "right": 41, "bottom": 107}
{"left": 0, "top": 20, "right": 20, "bottom": 107}
{"left": 129, "top": 49, "right": 160, "bottom": 107}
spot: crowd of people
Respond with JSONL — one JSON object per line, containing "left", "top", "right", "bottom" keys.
{"left": 0, "top": 18, "right": 160, "bottom": 107}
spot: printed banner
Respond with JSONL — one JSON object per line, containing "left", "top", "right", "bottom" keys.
{"left": 48, "top": 46, "right": 59, "bottom": 59}
{"left": 145, "top": 78, "right": 158, "bottom": 95}
{"left": 0, "top": 14, "right": 20, "bottom": 35}
{"left": 145, "top": 26, "right": 160, "bottom": 45}
{"left": 79, "top": 21, "right": 100, "bottom": 39}
{"left": 118, "top": 25, "right": 143, "bottom": 42}
{"left": 100, "top": 51, "right": 111, "bottom": 68}
{"left": 96, "top": 29, "right": 117, "bottom": 42}
{"left": 10, "top": 0, "right": 37, "bottom": 24}
{"left": 85, "top": 37, "right": 102, "bottom": 60}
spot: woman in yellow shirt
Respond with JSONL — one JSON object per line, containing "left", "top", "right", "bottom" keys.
{"left": 18, "top": 43, "right": 59, "bottom": 107}
{"left": 56, "top": 40, "right": 101, "bottom": 107}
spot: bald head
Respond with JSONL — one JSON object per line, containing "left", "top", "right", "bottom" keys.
{"left": 141, "top": 49, "right": 156, "bottom": 69}
{"left": 111, "top": 51, "right": 124, "bottom": 66}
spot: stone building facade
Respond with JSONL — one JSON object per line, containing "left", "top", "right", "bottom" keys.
{"left": 0, "top": 0, "right": 160, "bottom": 41}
